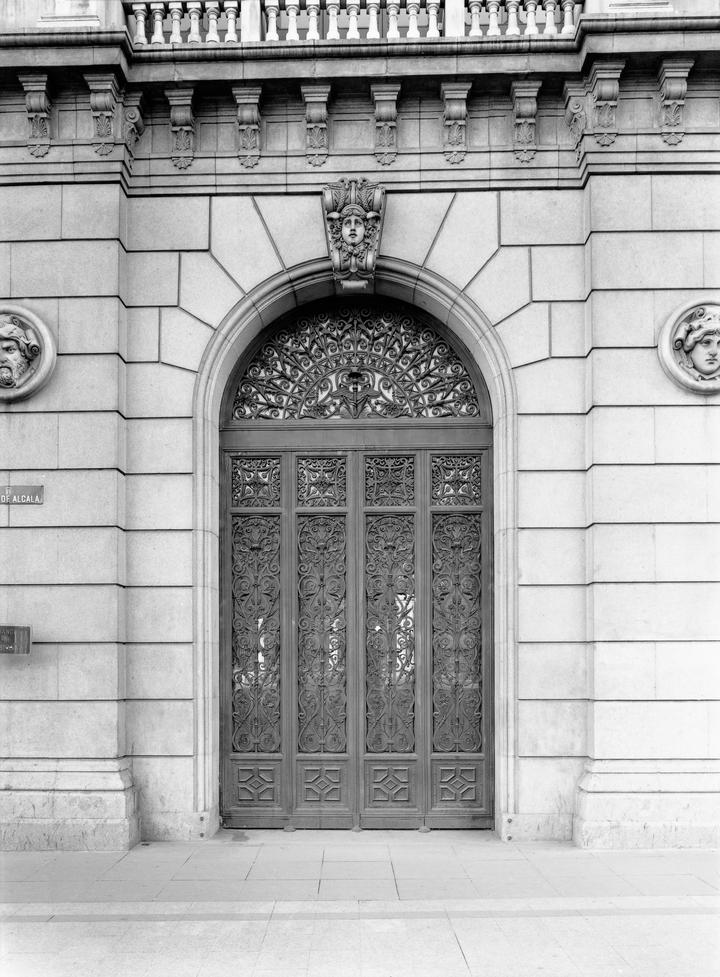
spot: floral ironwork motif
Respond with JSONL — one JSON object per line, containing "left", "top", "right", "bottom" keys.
{"left": 231, "top": 515, "right": 282, "bottom": 753}
{"left": 432, "top": 455, "right": 482, "bottom": 506}
{"left": 231, "top": 457, "right": 281, "bottom": 507}
{"left": 432, "top": 513, "right": 482, "bottom": 753}
{"left": 365, "top": 515, "right": 416, "bottom": 753}
{"left": 232, "top": 307, "right": 481, "bottom": 420}
{"left": 297, "top": 516, "right": 347, "bottom": 753}
{"left": 297, "top": 457, "right": 347, "bottom": 507}
{"left": 365, "top": 455, "right": 415, "bottom": 507}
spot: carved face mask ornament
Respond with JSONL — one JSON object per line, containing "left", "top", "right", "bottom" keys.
{"left": 322, "top": 177, "right": 386, "bottom": 290}
{"left": 0, "top": 317, "right": 40, "bottom": 389}
{"left": 658, "top": 302, "right": 720, "bottom": 395}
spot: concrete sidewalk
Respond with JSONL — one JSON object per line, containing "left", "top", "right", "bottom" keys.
{"left": 1, "top": 830, "right": 719, "bottom": 976}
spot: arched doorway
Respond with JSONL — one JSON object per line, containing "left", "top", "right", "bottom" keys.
{"left": 219, "top": 297, "right": 494, "bottom": 829}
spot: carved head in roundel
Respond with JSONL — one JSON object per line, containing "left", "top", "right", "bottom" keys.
{"left": 0, "top": 315, "right": 41, "bottom": 389}
{"left": 673, "top": 308, "right": 720, "bottom": 380}
{"left": 0, "top": 307, "right": 57, "bottom": 402}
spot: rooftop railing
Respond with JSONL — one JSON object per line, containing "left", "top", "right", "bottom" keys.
{"left": 123, "top": 0, "right": 582, "bottom": 45}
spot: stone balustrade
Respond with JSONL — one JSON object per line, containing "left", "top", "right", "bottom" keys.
{"left": 123, "top": 0, "right": 582, "bottom": 44}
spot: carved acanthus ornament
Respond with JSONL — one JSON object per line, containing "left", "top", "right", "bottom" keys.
{"left": 0, "top": 305, "right": 57, "bottom": 403}
{"left": 563, "top": 82, "right": 587, "bottom": 159}
{"left": 165, "top": 88, "right": 195, "bottom": 169}
{"left": 658, "top": 301, "right": 720, "bottom": 395}
{"left": 18, "top": 73, "right": 51, "bottom": 158}
{"left": 84, "top": 73, "right": 119, "bottom": 156}
{"left": 301, "top": 85, "right": 331, "bottom": 167}
{"left": 511, "top": 80, "right": 541, "bottom": 163}
{"left": 123, "top": 90, "right": 145, "bottom": 155}
{"left": 589, "top": 61, "right": 625, "bottom": 147}
{"left": 658, "top": 59, "right": 694, "bottom": 146}
{"left": 441, "top": 82, "right": 471, "bottom": 164}
{"left": 232, "top": 86, "right": 262, "bottom": 168}
{"left": 371, "top": 84, "right": 400, "bottom": 166}
{"left": 322, "top": 178, "right": 385, "bottom": 289}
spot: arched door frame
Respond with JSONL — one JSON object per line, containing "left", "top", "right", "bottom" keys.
{"left": 191, "top": 257, "right": 518, "bottom": 838}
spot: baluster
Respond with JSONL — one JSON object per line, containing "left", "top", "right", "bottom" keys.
{"left": 468, "top": 0, "right": 482, "bottom": 37}
{"left": 523, "top": 0, "right": 538, "bottom": 34}
{"left": 265, "top": 0, "right": 279, "bottom": 39}
{"left": 560, "top": 0, "right": 574, "bottom": 33}
{"left": 426, "top": 0, "right": 440, "bottom": 37}
{"left": 206, "top": 0, "right": 221, "bottom": 40}
{"left": 542, "top": 0, "right": 557, "bottom": 34}
{"left": 366, "top": 0, "right": 380, "bottom": 38}
{"left": 131, "top": 2, "right": 149, "bottom": 44}
{"left": 505, "top": 0, "right": 520, "bottom": 35}
{"left": 486, "top": 0, "right": 500, "bottom": 34}
{"left": 347, "top": 0, "right": 361, "bottom": 38}
{"left": 187, "top": 0, "right": 202, "bottom": 40}
{"left": 149, "top": 2, "right": 166, "bottom": 42}
{"left": 224, "top": 0, "right": 239, "bottom": 40}
{"left": 286, "top": 0, "right": 300, "bottom": 39}
{"left": 406, "top": 0, "right": 420, "bottom": 38}
{"left": 168, "top": 0, "right": 183, "bottom": 41}
{"left": 306, "top": 0, "right": 320, "bottom": 38}
{"left": 326, "top": 0, "right": 340, "bottom": 39}
{"left": 387, "top": 0, "right": 400, "bottom": 39}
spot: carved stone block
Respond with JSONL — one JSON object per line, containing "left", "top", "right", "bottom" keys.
{"left": 83, "top": 73, "right": 119, "bottom": 156}
{"left": 17, "top": 73, "right": 51, "bottom": 158}
{"left": 512, "top": 80, "right": 541, "bottom": 163}
{"left": 441, "top": 82, "right": 471, "bottom": 164}
{"left": 658, "top": 300, "right": 720, "bottom": 395}
{"left": 321, "top": 177, "right": 385, "bottom": 290}
{"left": 371, "top": 83, "right": 401, "bottom": 166}
{"left": 301, "top": 85, "right": 331, "bottom": 167}
{"left": 658, "top": 59, "right": 694, "bottom": 146}
{"left": 0, "top": 305, "right": 57, "bottom": 403}
{"left": 165, "top": 87, "right": 195, "bottom": 170}
{"left": 232, "top": 85, "right": 262, "bottom": 168}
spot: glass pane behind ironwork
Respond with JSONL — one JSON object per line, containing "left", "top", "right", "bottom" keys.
{"left": 431, "top": 512, "right": 483, "bottom": 753}
{"left": 431, "top": 454, "right": 482, "bottom": 506}
{"left": 297, "top": 515, "right": 348, "bottom": 753}
{"left": 365, "top": 514, "right": 416, "bottom": 753}
{"left": 231, "top": 456, "right": 281, "bottom": 507}
{"left": 231, "top": 514, "right": 282, "bottom": 753}
{"left": 364, "top": 455, "right": 415, "bottom": 506}
{"left": 297, "top": 456, "right": 347, "bottom": 507}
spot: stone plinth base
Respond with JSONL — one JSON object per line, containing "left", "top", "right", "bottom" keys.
{"left": 573, "top": 760, "right": 720, "bottom": 848}
{"left": 496, "top": 813, "right": 573, "bottom": 842}
{"left": 140, "top": 807, "right": 220, "bottom": 842}
{"left": 0, "top": 758, "right": 139, "bottom": 850}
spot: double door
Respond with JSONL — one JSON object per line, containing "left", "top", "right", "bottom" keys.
{"left": 220, "top": 424, "right": 493, "bottom": 829}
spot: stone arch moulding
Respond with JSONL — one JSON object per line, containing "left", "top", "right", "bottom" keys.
{"left": 190, "top": 257, "right": 519, "bottom": 840}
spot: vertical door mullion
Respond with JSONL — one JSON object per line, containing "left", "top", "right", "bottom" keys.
{"left": 280, "top": 451, "right": 295, "bottom": 821}
{"left": 415, "top": 449, "right": 432, "bottom": 823}
{"left": 346, "top": 450, "right": 362, "bottom": 826}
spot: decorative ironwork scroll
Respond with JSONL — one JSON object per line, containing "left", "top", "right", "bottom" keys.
{"left": 232, "top": 307, "right": 481, "bottom": 421}
{"left": 297, "top": 516, "right": 347, "bottom": 754}
{"left": 232, "top": 457, "right": 281, "bottom": 507}
{"left": 231, "top": 515, "right": 281, "bottom": 753}
{"left": 432, "top": 454, "right": 482, "bottom": 506}
{"left": 432, "top": 513, "right": 482, "bottom": 753}
{"left": 297, "top": 457, "right": 347, "bottom": 507}
{"left": 365, "top": 456, "right": 415, "bottom": 507}
{"left": 365, "top": 515, "right": 416, "bottom": 753}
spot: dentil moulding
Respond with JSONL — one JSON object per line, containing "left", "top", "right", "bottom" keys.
{"left": 0, "top": 305, "right": 57, "bottom": 403}
{"left": 658, "top": 299, "right": 720, "bottom": 395}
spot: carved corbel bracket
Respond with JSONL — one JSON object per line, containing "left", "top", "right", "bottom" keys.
{"left": 511, "top": 80, "right": 541, "bottom": 163}
{"left": 17, "top": 73, "right": 51, "bottom": 158}
{"left": 123, "top": 90, "right": 146, "bottom": 156}
{"left": 84, "top": 73, "right": 120, "bottom": 156}
{"left": 301, "top": 85, "right": 331, "bottom": 167}
{"left": 658, "top": 59, "right": 694, "bottom": 146}
{"left": 589, "top": 61, "right": 625, "bottom": 147}
{"left": 371, "top": 84, "right": 401, "bottom": 166}
{"left": 165, "top": 88, "right": 195, "bottom": 170}
{"left": 563, "top": 82, "right": 587, "bottom": 160}
{"left": 441, "top": 82, "right": 471, "bottom": 164}
{"left": 322, "top": 177, "right": 385, "bottom": 291}
{"left": 232, "top": 86, "right": 262, "bottom": 168}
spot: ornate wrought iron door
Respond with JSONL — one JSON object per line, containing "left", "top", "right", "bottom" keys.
{"left": 220, "top": 301, "right": 493, "bottom": 829}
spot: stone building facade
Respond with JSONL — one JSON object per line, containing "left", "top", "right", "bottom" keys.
{"left": 0, "top": 0, "right": 719, "bottom": 850}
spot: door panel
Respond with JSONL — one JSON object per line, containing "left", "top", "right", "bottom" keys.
{"left": 222, "top": 445, "right": 492, "bottom": 829}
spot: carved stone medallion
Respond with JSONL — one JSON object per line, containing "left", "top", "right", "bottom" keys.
{"left": 0, "top": 306, "right": 57, "bottom": 403}
{"left": 658, "top": 300, "right": 720, "bottom": 394}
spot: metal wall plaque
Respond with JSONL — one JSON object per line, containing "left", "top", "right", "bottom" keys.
{"left": 0, "top": 626, "right": 31, "bottom": 655}
{"left": 1, "top": 485, "right": 44, "bottom": 504}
